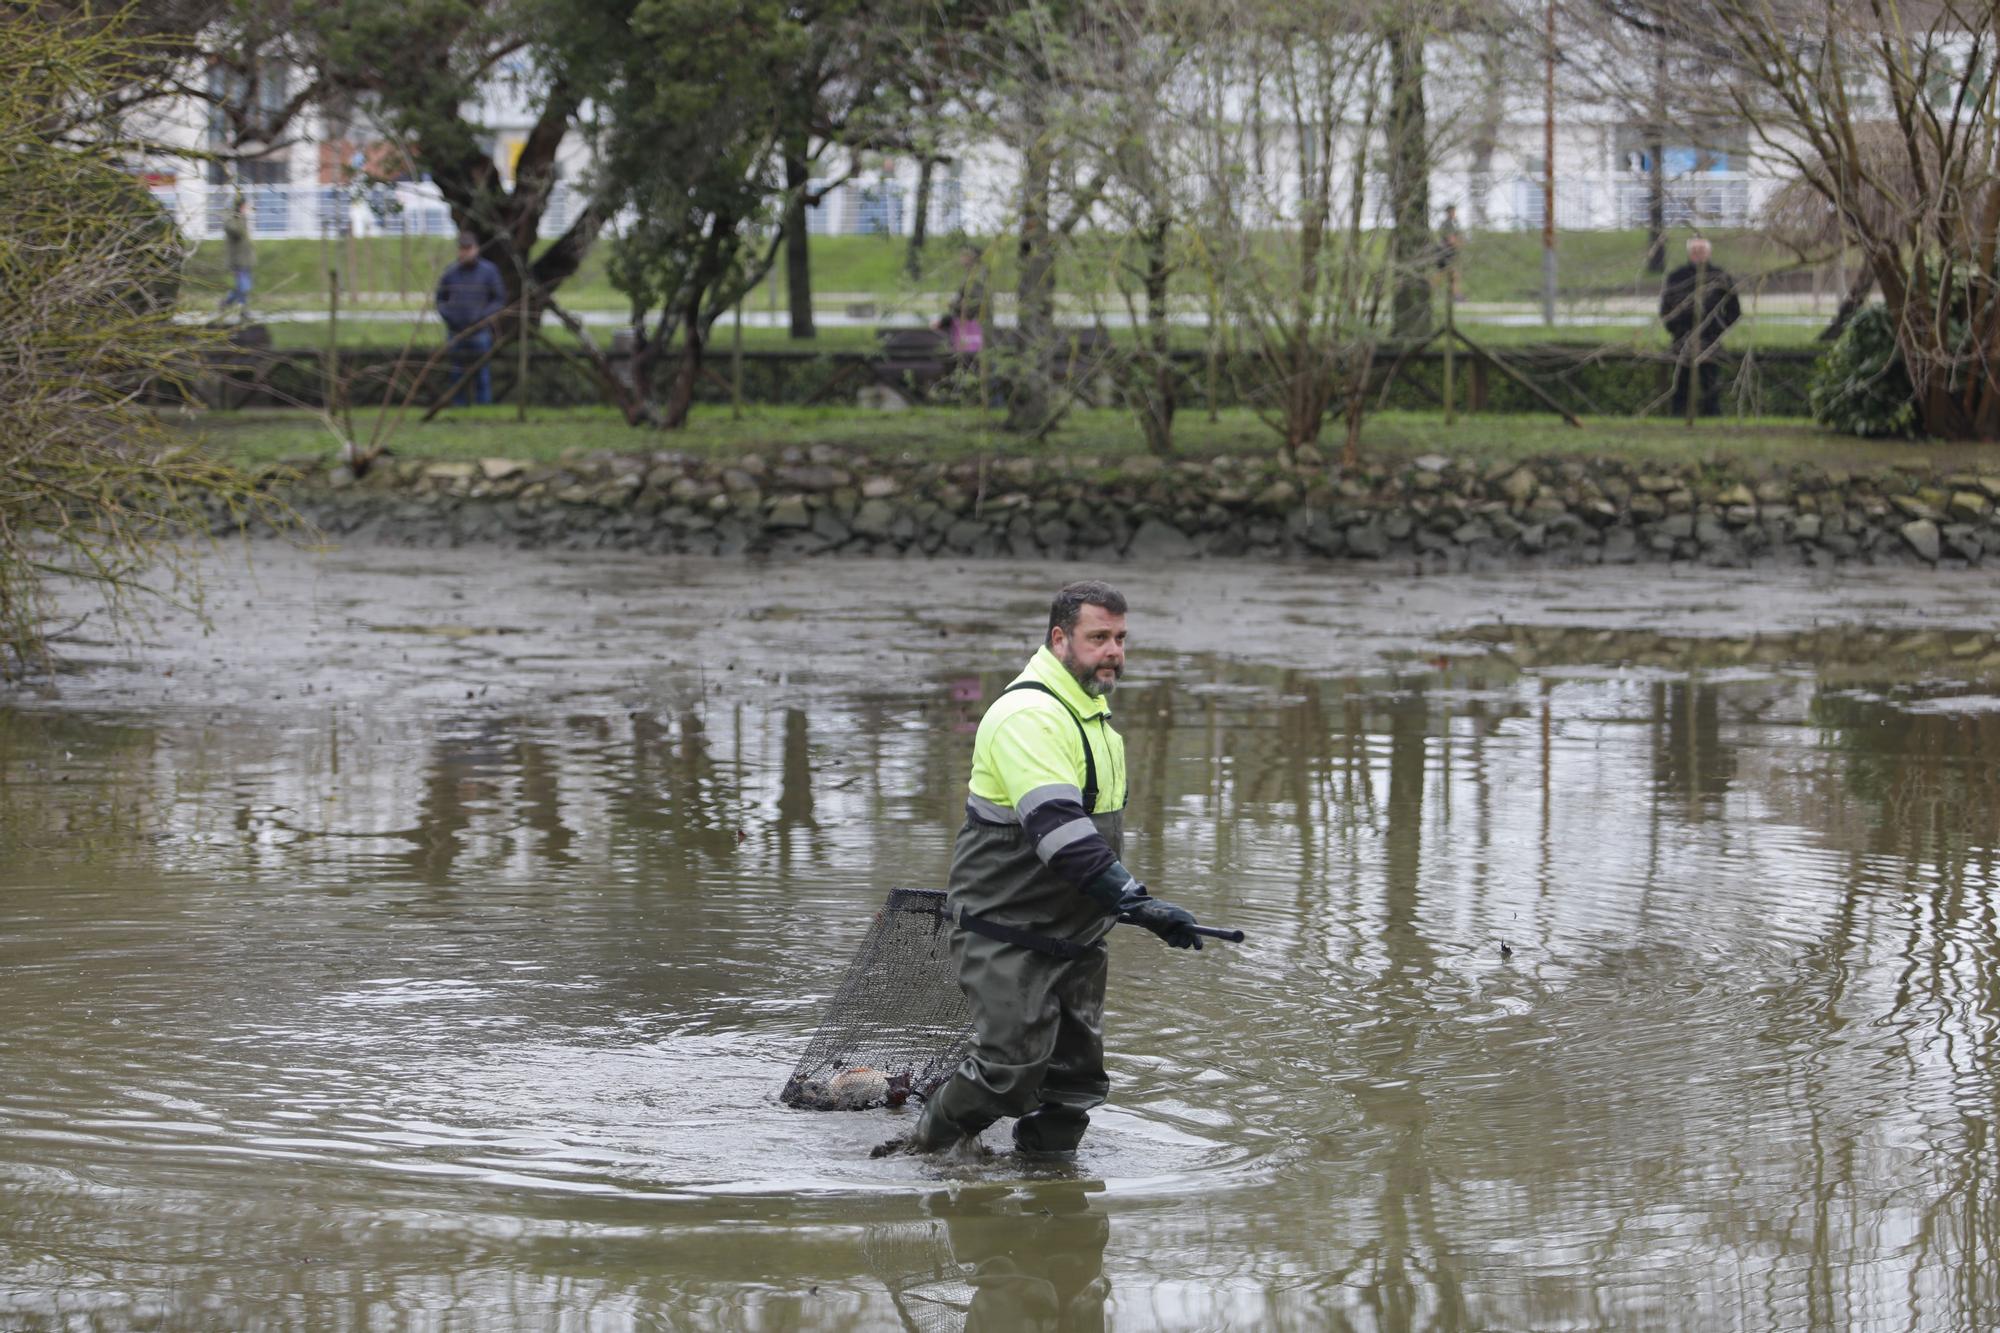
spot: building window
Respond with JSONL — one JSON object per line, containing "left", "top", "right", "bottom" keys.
{"left": 855, "top": 182, "right": 904, "bottom": 235}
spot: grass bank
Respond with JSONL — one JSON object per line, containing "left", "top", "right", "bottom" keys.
{"left": 185, "top": 226, "right": 1850, "bottom": 321}
{"left": 183, "top": 405, "right": 1981, "bottom": 476}
{"left": 243, "top": 314, "right": 1828, "bottom": 355}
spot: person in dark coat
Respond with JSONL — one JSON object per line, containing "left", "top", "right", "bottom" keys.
{"left": 435, "top": 232, "right": 507, "bottom": 406}
{"left": 1435, "top": 202, "right": 1465, "bottom": 299}
{"left": 1659, "top": 235, "right": 1742, "bottom": 417}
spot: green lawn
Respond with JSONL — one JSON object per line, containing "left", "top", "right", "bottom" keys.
{"left": 184, "top": 227, "right": 1850, "bottom": 326}
{"left": 252, "top": 319, "right": 889, "bottom": 354}
{"left": 246, "top": 312, "right": 1824, "bottom": 356}
{"left": 183, "top": 404, "right": 1981, "bottom": 476}
{"left": 182, "top": 233, "right": 941, "bottom": 312}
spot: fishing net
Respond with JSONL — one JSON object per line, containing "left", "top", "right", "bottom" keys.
{"left": 780, "top": 887, "right": 973, "bottom": 1111}
{"left": 864, "top": 1220, "right": 975, "bottom": 1333}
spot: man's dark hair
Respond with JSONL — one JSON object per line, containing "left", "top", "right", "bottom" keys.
{"left": 1047, "top": 580, "right": 1127, "bottom": 644}
{"left": 457, "top": 231, "right": 480, "bottom": 249}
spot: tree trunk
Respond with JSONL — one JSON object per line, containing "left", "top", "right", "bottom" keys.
{"left": 1005, "top": 101, "right": 1057, "bottom": 435}
{"left": 783, "top": 131, "right": 815, "bottom": 340}
{"left": 419, "top": 76, "right": 602, "bottom": 307}
{"left": 664, "top": 321, "right": 704, "bottom": 429}
{"left": 906, "top": 156, "right": 934, "bottom": 281}
{"left": 1467, "top": 30, "right": 1504, "bottom": 230}
{"left": 1284, "top": 111, "right": 1335, "bottom": 451}
{"left": 1139, "top": 211, "right": 1175, "bottom": 456}
{"left": 1880, "top": 251, "right": 2000, "bottom": 439}
{"left": 1387, "top": 24, "right": 1433, "bottom": 341}
{"left": 1285, "top": 210, "right": 1329, "bottom": 451}
{"left": 538, "top": 300, "right": 658, "bottom": 427}
{"left": 1645, "top": 34, "right": 1667, "bottom": 275}
{"left": 662, "top": 220, "right": 737, "bottom": 430}
{"left": 1818, "top": 266, "right": 1874, "bottom": 341}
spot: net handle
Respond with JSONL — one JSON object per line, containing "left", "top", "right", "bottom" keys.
{"left": 895, "top": 887, "right": 1245, "bottom": 943}
{"left": 1118, "top": 915, "right": 1246, "bottom": 944}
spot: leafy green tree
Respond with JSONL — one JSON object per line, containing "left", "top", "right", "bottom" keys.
{"left": 1, "top": 10, "right": 281, "bottom": 676}
{"left": 203, "top": 0, "right": 618, "bottom": 306}
{"left": 1809, "top": 302, "right": 1921, "bottom": 438}
{"left": 576, "top": 0, "right": 807, "bottom": 428}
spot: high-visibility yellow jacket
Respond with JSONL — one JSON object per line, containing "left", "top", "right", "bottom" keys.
{"left": 962, "top": 645, "right": 1138, "bottom": 908}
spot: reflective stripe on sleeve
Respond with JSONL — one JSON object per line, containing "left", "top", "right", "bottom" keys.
{"left": 1035, "top": 816, "right": 1101, "bottom": 863}
{"left": 1015, "top": 783, "right": 1084, "bottom": 821}
{"left": 966, "top": 793, "right": 1019, "bottom": 825}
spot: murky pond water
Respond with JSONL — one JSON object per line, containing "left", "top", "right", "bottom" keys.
{"left": 4, "top": 549, "right": 1999, "bottom": 1330}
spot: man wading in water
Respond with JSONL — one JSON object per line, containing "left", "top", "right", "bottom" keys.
{"left": 878, "top": 580, "right": 1207, "bottom": 1158}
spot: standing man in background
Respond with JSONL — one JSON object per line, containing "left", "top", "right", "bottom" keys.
{"left": 435, "top": 231, "right": 507, "bottom": 407}
{"left": 217, "top": 196, "right": 254, "bottom": 323}
{"left": 880, "top": 580, "right": 1206, "bottom": 1159}
{"left": 1660, "top": 234, "right": 1742, "bottom": 418}
{"left": 1435, "top": 203, "right": 1465, "bottom": 300}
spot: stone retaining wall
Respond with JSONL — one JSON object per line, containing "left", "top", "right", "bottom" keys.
{"left": 246, "top": 447, "right": 2000, "bottom": 568}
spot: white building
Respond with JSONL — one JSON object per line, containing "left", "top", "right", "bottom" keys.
{"left": 137, "top": 35, "right": 1783, "bottom": 247}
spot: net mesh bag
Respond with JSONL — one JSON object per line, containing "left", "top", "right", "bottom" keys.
{"left": 864, "top": 1220, "right": 974, "bottom": 1333}
{"left": 780, "top": 887, "right": 973, "bottom": 1111}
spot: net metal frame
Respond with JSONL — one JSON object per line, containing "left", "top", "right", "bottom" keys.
{"left": 780, "top": 888, "right": 973, "bottom": 1111}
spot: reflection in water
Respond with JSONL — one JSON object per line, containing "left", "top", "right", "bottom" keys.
{"left": 869, "top": 1184, "right": 1109, "bottom": 1332}
{"left": 4, "top": 604, "right": 2000, "bottom": 1328}
{"left": 515, "top": 734, "right": 576, "bottom": 865}
{"left": 1651, "top": 679, "right": 1736, "bottom": 810}
{"left": 1346, "top": 693, "right": 1466, "bottom": 1330}
{"left": 779, "top": 708, "right": 817, "bottom": 829}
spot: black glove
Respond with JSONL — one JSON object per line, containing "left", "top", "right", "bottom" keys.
{"left": 1117, "top": 885, "right": 1202, "bottom": 951}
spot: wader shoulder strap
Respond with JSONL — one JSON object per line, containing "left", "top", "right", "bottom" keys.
{"left": 958, "top": 908, "right": 1092, "bottom": 960}
{"left": 1000, "top": 681, "right": 1098, "bottom": 811}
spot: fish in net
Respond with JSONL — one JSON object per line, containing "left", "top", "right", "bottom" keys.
{"left": 780, "top": 887, "right": 973, "bottom": 1112}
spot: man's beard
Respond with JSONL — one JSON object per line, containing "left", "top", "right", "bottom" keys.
{"left": 1061, "top": 645, "right": 1121, "bottom": 697}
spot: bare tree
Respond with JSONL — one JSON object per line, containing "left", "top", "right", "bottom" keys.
{"left": 1563, "top": 0, "right": 1745, "bottom": 272}
{"left": 1191, "top": 0, "right": 1399, "bottom": 457}
{"left": 1060, "top": 0, "right": 1226, "bottom": 455}
{"left": 939, "top": 3, "right": 1115, "bottom": 436}
{"left": 1658, "top": 0, "right": 2000, "bottom": 436}
{"left": 2, "top": 10, "right": 283, "bottom": 675}
{"left": 1386, "top": 13, "right": 1436, "bottom": 338}
{"left": 1464, "top": 22, "right": 1511, "bottom": 229}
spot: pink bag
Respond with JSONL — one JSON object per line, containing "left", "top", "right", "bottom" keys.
{"left": 950, "top": 318, "right": 983, "bottom": 355}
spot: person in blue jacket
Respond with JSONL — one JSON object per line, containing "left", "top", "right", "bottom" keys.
{"left": 435, "top": 231, "right": 507, "bottom": 406}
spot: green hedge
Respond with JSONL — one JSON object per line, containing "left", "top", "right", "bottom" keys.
{"left": 201, "top": 344, "right": 1822, "bottom": 417}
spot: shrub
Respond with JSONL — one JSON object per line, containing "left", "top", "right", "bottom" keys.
{"left": 0, "top": 12, "right": 282, "bottom": 675}
{"left": 1808, "top": 302, "right": 1919, "bottom": 438}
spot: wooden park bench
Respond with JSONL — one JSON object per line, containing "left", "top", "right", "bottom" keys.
{"left": 804, "top": 327, "right": 954, "bottom": 405}
{"left": 805, "top": 325, "right": 1120, "bottom": 406}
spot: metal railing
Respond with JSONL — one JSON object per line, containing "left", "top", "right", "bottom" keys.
{"left": 159, "top": 170, "right": 1774, "bottom": 245}
{"left": 1439, "top": 171, "right": 1768, "bottom": 231}
{"left": 158, "top": 180, "right": 585, "bottom": 242}
{"left": 163, "top": 176, "right": 953, "bottom": 242}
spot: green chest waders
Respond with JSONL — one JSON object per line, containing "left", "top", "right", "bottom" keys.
{"left": 915, "top": 686, "right": 1122, "bottom": 1152}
